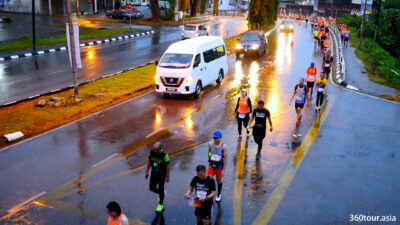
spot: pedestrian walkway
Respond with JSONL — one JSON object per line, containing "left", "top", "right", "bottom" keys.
{"left": 342, "top": 44, "right": 397, "bottom": 96}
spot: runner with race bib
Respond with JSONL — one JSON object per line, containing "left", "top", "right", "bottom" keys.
{"left": 289, "top": 78, "right": 310, "bottom": 126}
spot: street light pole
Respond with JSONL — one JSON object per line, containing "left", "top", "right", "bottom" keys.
{"left": 66, "top": 0, "right": 79, "bottom": 96}
{"left": 32, "top": 0, "right": 36, "bottom": 51}
{"left": 358, "top": 0, "right": 367, "bottom": 49}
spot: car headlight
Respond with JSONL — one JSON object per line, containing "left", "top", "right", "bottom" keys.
{"left": 289, "top": 25, "right": 294, "bottom": 29}
{"left": 280, "top": 25, "right": 284, "bottom": 29}
{"left": 252, "top": 44, "right": 259, "bottom": 50}
{"left": 236, "top": 44, "right": 242, "bottom": 49}
{"left": 155, "top": 74, "right": 160, "bottom": 82}
{"left": 183, "top": 76, "right": 193, "bottom": 84}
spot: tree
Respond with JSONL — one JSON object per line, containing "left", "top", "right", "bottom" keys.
{"left": 213, "top": 0, "right": 219, "bottom": 16}
{"left": 249, "top": 0, "right": 279, "bottom": 29}
{"left": 190, "top": 0, "right": 199, "bottom": 16}
{"left": 150, "top": 0, "right": 161, "bottom": 21}
{"left": 200, "top": 0, "right": 206, "bottom": 14}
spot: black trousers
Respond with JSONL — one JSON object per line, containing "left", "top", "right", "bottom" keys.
{"left": 253, "top": 127, "right": 266, "bottom": 153}
{"left": 323, "top": 66, "right": 331, "bottom": 78}
{"left": 149, "top": 173, "right": 166, "bottom": 204}
{"left": 237, "top": 113, "right": 250, "bottom": 135}
{"left": 316, "top": 92, "right": 324, "bottom": 106}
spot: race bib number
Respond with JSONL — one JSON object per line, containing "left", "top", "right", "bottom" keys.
{"left": 308, "top": 75, "right": 314, "bottom": 80}
{"left": 197, "top": 190, "right": 207, "bottom": 198}
{"left": 318, "top": 87, "right": 324, "bottom": 92}
{"left": 325, "top": 63, "right": 330, "bottom": 67}
{"left": 211, "top": 154, "right": 221, "bottom": 162}
{"left": 295, "top": 96, "right": 303, "bottom": 101}
{"left": 238, "top": 113, "right": 246, "bottom": 119}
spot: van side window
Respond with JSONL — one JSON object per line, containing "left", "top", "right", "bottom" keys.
{"left": 194, "top": 54, "right": 201, "bottom": 66}
{"left": 203, "top": 45, "right": 225, "bottom": 63}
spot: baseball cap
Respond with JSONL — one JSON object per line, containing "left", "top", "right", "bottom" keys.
{"left": 311, "top": 62, "right": 315, "bottom": 66}
{"left": 213, "top": 130, "right": 222, "bottom": 138}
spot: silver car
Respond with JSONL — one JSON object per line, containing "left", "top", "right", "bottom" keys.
{"left": 181, "top": 24, "right": 209, "bottom": 40}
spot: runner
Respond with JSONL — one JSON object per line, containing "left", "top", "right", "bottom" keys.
{"left": 106, "top": 201, "right": 129, "bottom": 225}
{"left": 311, "top": 17, "right": 316, "bottom": 30}
{"left": 320, "top": 32, "right": 327, "bottom": 50}
{"left": 314, "top": 29, "right": 319, "bottom": 49}
{"left": 322, "top": 50, "right": 333, "bottom": 78}
{"left": 207, "top": 130, "right": 228, "bottom": 202}
{"left": 235, "top": 89, "right": 253, "bottom": 141}
{"left": 314, "top": 72, "right": 328, "bottom": 111}
{"left": 145, "top": 142, "right": 170, "bottom": 213}
{"left": 185, "top": 165, "right": 216, "bottom": 225}
{"left": 248, "top": 100, "right": 273, "bottom": 160}
{"left": 343, "top": 30, "right": 350, "bottom": 47}
{"left": 323, "top": 36, "right": 331, "bottom": 54}
{"left": 306, "top": 62, "right": 317, "bottom": 100}
{"left": 289, "top": 78, "right": 310, "bottom": 126}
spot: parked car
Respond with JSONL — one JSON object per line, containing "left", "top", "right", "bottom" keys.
{"left": 155, "top": 36, "right": 228, "bottom": 97}
{"left": 106, "top": 9, "right": 141, "bottom": 20}
{"left": 235, "top": 30, "right": 267, "bottom": 58}
{"left": 280, "top": 21, "right": 294, "bottom": 32}
{"left": 181, "top": 24, "right": 208, "bottom": 40}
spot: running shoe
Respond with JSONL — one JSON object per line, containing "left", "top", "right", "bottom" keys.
{"left": 238, "top": 136, "right": 242, "bottom": 141}
{"left": 315, "top": 106, "right": 319, "bottom": 110}
{"left": 256, "top": 153, "right": 261, "bottom": 160}
{"left": 318, "top": 106, "right": 322, "bottom": 111}
{"left": 216, "top": 194, "right": 222, "bottom": 202}
{"left": 156, "top": 204, "right": 164, "bottom": 213}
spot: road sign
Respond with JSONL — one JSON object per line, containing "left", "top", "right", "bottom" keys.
{"left": 128, "top": 3, "right": 132, "bottom": 9}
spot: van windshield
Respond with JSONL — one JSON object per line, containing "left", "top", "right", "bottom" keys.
{"left": 185, "top": 26, "right": 196, "bottom": 31}
{"left": 159, "top": 53, "right": 193, "bottom": 68}
{"left": 240, "top": 33, "right": 260, "bottom": 41}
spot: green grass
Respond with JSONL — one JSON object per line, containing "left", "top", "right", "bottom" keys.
{"left": 0, "top": 26, "right": 140, "bottom": 52}
{"left": 0, "top": 64, "right": 155, "bottom": 147}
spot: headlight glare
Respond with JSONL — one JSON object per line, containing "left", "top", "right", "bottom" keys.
{"left": 236, "top": 44, "right": 242, "bottom": 49}
{"left": 252, "top": 44, "right": 259, "bottom": 49}
{"left": 183, "top": 76, "right": 193, "bottom": 84}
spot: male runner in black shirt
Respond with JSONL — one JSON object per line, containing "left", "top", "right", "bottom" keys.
{"left": 249, "top": 100, "right": 273, "bottom": 160}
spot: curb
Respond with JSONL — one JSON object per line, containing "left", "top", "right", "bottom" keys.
{"left": 0, "top": 59, "right": 158, "bottom": 108}
{"left": 329, "top": 22, "right": 359, "bottom": 91}
{"left": 0, "top": 30, "right": 155, "bottom": 62}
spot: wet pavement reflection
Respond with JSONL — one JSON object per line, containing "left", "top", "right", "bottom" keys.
{"left": 2, "top": 21, "right": 399, "bottom": 225}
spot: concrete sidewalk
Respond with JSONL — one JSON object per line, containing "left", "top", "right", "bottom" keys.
{"left": 342, "top": 44, "right": 398, "bottom": 96}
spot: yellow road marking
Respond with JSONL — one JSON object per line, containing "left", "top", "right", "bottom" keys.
{"left": 252, "top": 95, "right": 336, "bottom": 225}
{"left": 233, "top": 140, "right": 250, "bottom": 225}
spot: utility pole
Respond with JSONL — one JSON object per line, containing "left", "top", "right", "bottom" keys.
{"left": 32, "top": 0, "right": 36, "bottom": 51}
{"left": 373, "top": 0, "right": 382, "bottom": 48}
{"left": 358, "top": 0, "right": 367, "bottom": 49}
{"left": 66, "top": 0, "right": 79, "bottom": 96}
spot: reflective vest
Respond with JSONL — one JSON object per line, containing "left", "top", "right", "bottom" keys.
{"left": 324, "top": 39, "right": 330, "bottom": 47}
{"left": 306, "top": 67, "right": 317, "bottom": 82}
{"left": 238, "top": 97, "right": 249, "bottom": 114}
{"left": 108, "top": 214, "right": 124, "bottom": 225}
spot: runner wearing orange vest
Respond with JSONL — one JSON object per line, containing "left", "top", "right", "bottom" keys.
{"left": 306, "top": 62, "right": 317, "bottom": 100}
{"left": 107, "top": 201, "right": 129, "bottom": 225}
{"left": 235, "top": 89, "right": 252, "bottom": 141}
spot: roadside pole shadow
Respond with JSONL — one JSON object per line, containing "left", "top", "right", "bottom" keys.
{"left": 151, "top": 213, "right": 165, "bottom": 225}
{"left": 214, "top": 204, "right": 223, "bottom": 225}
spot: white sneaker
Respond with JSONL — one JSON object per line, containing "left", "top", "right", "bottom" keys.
{"left": 215, "top": 194, "right": 222, "bottom": 202}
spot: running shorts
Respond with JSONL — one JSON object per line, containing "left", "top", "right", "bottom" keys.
{"left": 195, "top": 202, "right": 212, "bottom": 220}
{"left": 295, "top": 102, "right": 305, "bottom": 109}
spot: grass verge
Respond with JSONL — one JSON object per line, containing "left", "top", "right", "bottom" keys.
{"left": 0, "top": 26, "right": 140, "bottom": 52}
{"left": 0, "top": 64, "right": 155, "bottom": 147}
{"left": 0, "top": 34, "right": 247, "bottom": 148}
{"left": 87, "top": 18, "right": 183, "bottom": 26}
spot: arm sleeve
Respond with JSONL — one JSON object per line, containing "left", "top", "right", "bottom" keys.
{"left": 305, "top": 86, "right": 309, "bottom": 93}
{"left": 164, "top": 154, "right": 170, "bottom": 164}
{"left": 209, "top": 178, "right": 216, "bottom": 192}
{"left": 234, "top": 97, "right": 240, "bottom": 113}
{"left": 252, "top": 109, "right": 256, "bottom": 117}
{"left": 121, "top": 214, "right": 129, "bottom": 225}
{"left": 248, "top": 98, "right": 252, "bottom": 113}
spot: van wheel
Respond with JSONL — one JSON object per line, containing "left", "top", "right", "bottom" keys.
{"left": 236, "top": 52, "right": 240, "bottom": 58}
{"left": 216, "top": 70, "right": 223, "bottom": 84}
{"left": 194, "top": 82, "right": 202, "bottom": 98}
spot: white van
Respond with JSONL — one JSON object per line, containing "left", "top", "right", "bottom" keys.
{"left": 155, "top": 36, "right": 228, "bottom": 96}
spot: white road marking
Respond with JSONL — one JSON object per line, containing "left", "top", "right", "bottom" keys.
{"left": 7, "top": 191, "right": 47, "bottom": 213}
{"left": 91, "top": 153, "right": 118, "bottom": 168}
{"left": 3, "top": 77, "right": 32, "bottom": 85}
{"left": 48, "top": 69, "right": 66, "bottom": 75}
{"left": 145, "top": 127, "right": 165, "bottom": 138}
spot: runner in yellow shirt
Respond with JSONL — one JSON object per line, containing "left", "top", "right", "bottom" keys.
{"left": 313, "top": 72, "right": 328, "bottom": 111}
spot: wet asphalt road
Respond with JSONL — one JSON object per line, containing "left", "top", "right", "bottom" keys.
{"left": 0, "top": 17, "right": 247, "bottom": 105}
{"left": 0, "top": 21, "right": 399, "bottom": 225}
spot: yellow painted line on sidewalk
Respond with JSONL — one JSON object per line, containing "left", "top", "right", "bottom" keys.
{"left": 252, "top": 95, "right": 336, "bottom": 225}
{"left": 233, "top": 140, "right": 250, "bottom": 225}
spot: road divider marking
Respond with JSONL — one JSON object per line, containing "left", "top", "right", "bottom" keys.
{"left": 60, "top": 47, "right": 67, "bottom": 50}
{"left": 145, "top": 127, "right": 165, "bottom": 138}
{"left": 252, "top": 95, "right": 336, "bottom": 225}
{"left": 48, "top": 69, "right": 65, "bottom": 75}
{"left": 91, "top": 153, "right": 118, "bottom": 168}
{"left": 7, "top": 191, "right": 47, "bottom": 213}
{"left": 10, "top": 55, "right": 19, "bottom": 59}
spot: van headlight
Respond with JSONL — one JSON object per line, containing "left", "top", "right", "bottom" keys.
{"left": 289, "top": 25, "right": 294, "bottom": 29}
{"left": 183, "top": 76, "right": 193, "bottom": 84}
{"left": 236, "top": 44, "right": 242, "bottom": 49}
{"left": 280, "top": 25, "right": 284, "bottom": 29}
{"left": 155, "top": 74, "right": 160, "bottom": 82}
{"left": 252, "top": 44, "right": 259, "bottom": 49}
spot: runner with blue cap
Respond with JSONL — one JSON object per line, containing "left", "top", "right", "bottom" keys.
{"left": 207, "top": 130, "right": 228, "bottom": 203}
